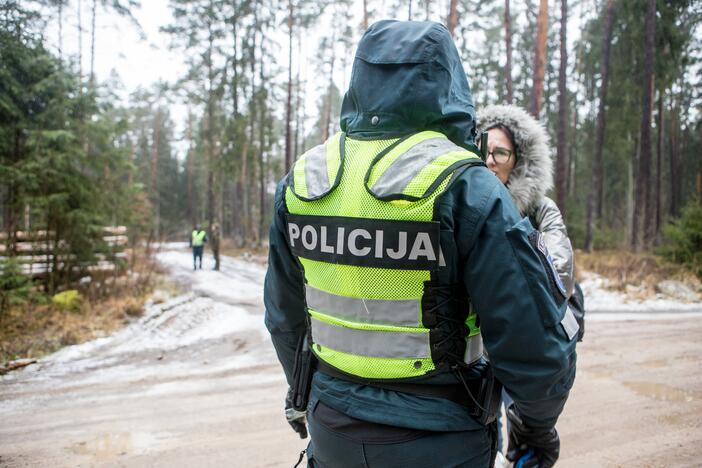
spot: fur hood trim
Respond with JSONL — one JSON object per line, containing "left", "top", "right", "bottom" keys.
{"left": 476, "top": 105, "right": 553, "bottom": 215}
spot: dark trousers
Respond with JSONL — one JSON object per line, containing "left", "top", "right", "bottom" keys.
{"left": 306, "top": 399, "right": 494, "bottom": 468}
{"left": 192, "top": 246, "right": 203, "bottom": 269}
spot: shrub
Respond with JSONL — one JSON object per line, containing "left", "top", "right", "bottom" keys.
{"left": 658, "top": 200, "right": 702, "bottom": 278}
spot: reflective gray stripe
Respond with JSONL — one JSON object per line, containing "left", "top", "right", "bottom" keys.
{"left": 306, "top": 285, "right": 420, "bottom": 327}
{"left": 561, "top": 306, "right": 580, "bottom": 341}
{"left": 311, "top": 318, "right": 430, "bottom": 358}
{"left": 464, "top": 334, "right": 484, "bottom": 364}
{"left": 371, "top": 137, "right": 460, "bottom": 197}
{"left": 304, "top": 144, "right": 330, "bottom": 198}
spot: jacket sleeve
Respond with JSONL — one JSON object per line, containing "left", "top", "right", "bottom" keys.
{"left": 451, "top": 168, "right": 577, "bottom": 430}
{"left": 263, "top": 179, "right": 307, "bottom": 386}
{"left": 532, "top": 197, "right": 575, "bottom": 299}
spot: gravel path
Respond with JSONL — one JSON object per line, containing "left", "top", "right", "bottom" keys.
{"left": 1, "top": 247, "right": 700, "bottom": 467}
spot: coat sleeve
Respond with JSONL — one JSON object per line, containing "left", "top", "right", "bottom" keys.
{"left": 532, "top": 197, "right": 575, "bottom": 299}
{"left": 450, "top": 168, "right": 577, "bottom": 430}
{"left": 263, "top": 179, "right": 307, "bottom": 386}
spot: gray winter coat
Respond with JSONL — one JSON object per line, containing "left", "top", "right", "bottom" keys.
{"left": 477, "top": 105, "right": 575, "bottom": 298}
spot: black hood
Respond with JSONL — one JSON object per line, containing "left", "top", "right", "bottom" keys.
{"left": 340, "top": 20, "right": 477, "bottom": 150}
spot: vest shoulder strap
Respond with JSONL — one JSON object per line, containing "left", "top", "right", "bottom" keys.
{"left": 365, "top": 131, "right": 483, "bottom": 202}
{"left": 288, "top": 132, "right": 344, "bottom": 201}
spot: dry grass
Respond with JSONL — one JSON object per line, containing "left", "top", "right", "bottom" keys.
{"left": 575, "top": 250, "right": 701, "bottom": 296}
{"left": 0, "top": 252, "right": 175, "bottom": 363}
{"left": 0, "top": 292, "right": 142, "bottom": 362}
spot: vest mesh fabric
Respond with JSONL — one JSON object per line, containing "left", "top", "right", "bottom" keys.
{"left": 285, "top": 135, "right": 466, "bottom": 379}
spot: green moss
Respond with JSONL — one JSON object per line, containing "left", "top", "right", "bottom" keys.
{"left": 51, "top": 290, "right": 83, "bottom": 312}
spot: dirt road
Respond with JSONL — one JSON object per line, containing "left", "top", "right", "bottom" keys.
{"left": 1, "top": 247, "right": 701, "bottom": 467}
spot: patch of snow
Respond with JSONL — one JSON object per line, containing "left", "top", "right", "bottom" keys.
{"left": 156, "top": 250, "right": 265, "bottom": 303}
{"left": 139, "top": 372, "right": 284, "bottom": 398}
{"left": 588, "top": 311, "right": 702, "bottom": 322}
{"left": 581, "top": 272, "right": 702, "bottom": 312}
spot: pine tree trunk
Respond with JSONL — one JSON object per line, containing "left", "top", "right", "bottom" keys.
{"left": 644, "top": 77, "right": 658, "bottom": 245}
{"left": 186, "top": 111, "right": 194, "bottom": 226}
{"left": 150, "top": 109, "right": 161, "bottom": 239}
{"left": 655, "top": 89, "right": 663, "bottom": 242}
{"left": 632, "top": 0, "right": 656, "bottom": 252}
{"left": 668, "top": 96, "right": 679, "bottom": 217}
{"left": 626, "top": 145, "right": 635, "bottom": 244}
{"left": 584, "top": 0, "right": 615, "bottom": 252}
{"left": 299, "top": 34, "right": 308, "bottom": 155}
{"left": 504, "top": 0, "right": 513, "bottom": 104}
{"left": 58, "top": 1, "right": 63, "bottom": 60}
{"left": 258, "top": 85, "right": 267, "bottom": 246}
{"left": 363, "top": 0, "right": 368, "bottom": 30}
{"left": 77, "top": 0, "right": 83, "bottom": 87}
{"left": 294, "top": 29, "right": 303, "bottom": 160}
{"left": 231, "top": 8, "right": 239, "bottom": 117}
{"left": 555, "top": 0, "right": 568, "bottom": 218}
{"left": 529, "top": 0, "right": 549, "bottom": 118}
{"left": 205, "top": 12, "right": 220, "bottom": 265}
{"left": 567, "top": 102, "right": 578, "bottom": 196}
{"left": 447, "top": 0, "right": 459, "bottom": 37}
{"left": 90, "top": 0, "right": 96, "bottom": 87}
{"left": 241, "top": 7, "right": 257, "bottom": 244}
{"left": 284, "top": 0, "right": 294, "bottom": 174}
{"left": 322, "top": 32, "right": 336, "bottom": 142}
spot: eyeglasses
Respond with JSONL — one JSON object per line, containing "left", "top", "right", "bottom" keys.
{"left": 477, "top": 139, "right": 514, "bottom": 165}
{"left": 487, "top": 147, "right": 514, "bottom": 164}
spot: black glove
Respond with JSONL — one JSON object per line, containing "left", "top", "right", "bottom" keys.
{"left": 506, "top": 404, "right": 560, "bottom": 468}
{"left": 285, "top": 388, "right": 308, "bottom": 439}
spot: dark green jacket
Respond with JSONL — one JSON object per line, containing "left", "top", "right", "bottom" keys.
{"left": 264, "top": 20, "right": 576, "bottom": 431}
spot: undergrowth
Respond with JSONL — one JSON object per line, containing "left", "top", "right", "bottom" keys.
{"left": 576, "top": 250, "right": 701, "bottom": 295}
{"left": 0, "top": 250, "right": 171, "bottom": 363}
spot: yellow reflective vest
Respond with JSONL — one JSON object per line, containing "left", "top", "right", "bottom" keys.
{"left": 285, "top": 131, "right": 484, "bottom": 380}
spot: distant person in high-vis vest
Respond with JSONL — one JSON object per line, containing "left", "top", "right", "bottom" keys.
{"left": 264, "top": 21, "right": 577, "bottom": 468}
{"left": 190, "top": 224, "right": 207, "bottom": 270}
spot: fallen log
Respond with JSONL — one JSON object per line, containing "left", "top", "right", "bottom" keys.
{"left": 0, "top": 359, "right": 38, "bottom": 375}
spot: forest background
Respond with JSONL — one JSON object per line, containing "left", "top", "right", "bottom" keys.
{"left": 1, "top": 0, "right": 701, "bottom": 322}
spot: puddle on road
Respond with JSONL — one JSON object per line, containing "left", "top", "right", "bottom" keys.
{"left": 583, "top": 369, "right": 614, "bottom": 380}
{"left": 641, "top": 359, "right": 667, "bottom": 369}
{"left": 661, "top": 412, "right": 685, "bottom": 425}
{"left": 623, "top": 381, "right": 697, "bottom": 403}
{"left": 68, "top": 431, "right": 163, "bottom": 461}
{"left": 69, "top": 433, "right": 132, "bottom": 460}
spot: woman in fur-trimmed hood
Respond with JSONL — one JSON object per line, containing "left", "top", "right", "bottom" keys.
{"left": 477, "top": 104, "right": 575, "bottom": 299}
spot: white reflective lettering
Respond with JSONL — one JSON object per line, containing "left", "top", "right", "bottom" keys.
{"left": 375, "top": 230, "right": 384, "bottom": 258}
{"left": 386, "top": 232, "right": 407, "bottom": 259}
{"left": 336, "top": 227, "right": 345, "bottom": 254}
{"left": 288, "top": 223, "right": 300, "bottom": 247}
{"left": 320, "top": 226, "right": 335, "bottom": 253}
{"left": 348, "top": 229, "right": 372, "bottom": 256}
{"left": 408, "top": 232, "right": 436, "bottom": 261}
{"left": 302, "top": 225, "right": 318, "bottom": 250}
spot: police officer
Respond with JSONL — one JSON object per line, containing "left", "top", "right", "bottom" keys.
{"left": 264, "top": 20, "right": 577, "bottom": 468}
{"left": 190, "top": 224, "right": 207, "bottom": 270}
